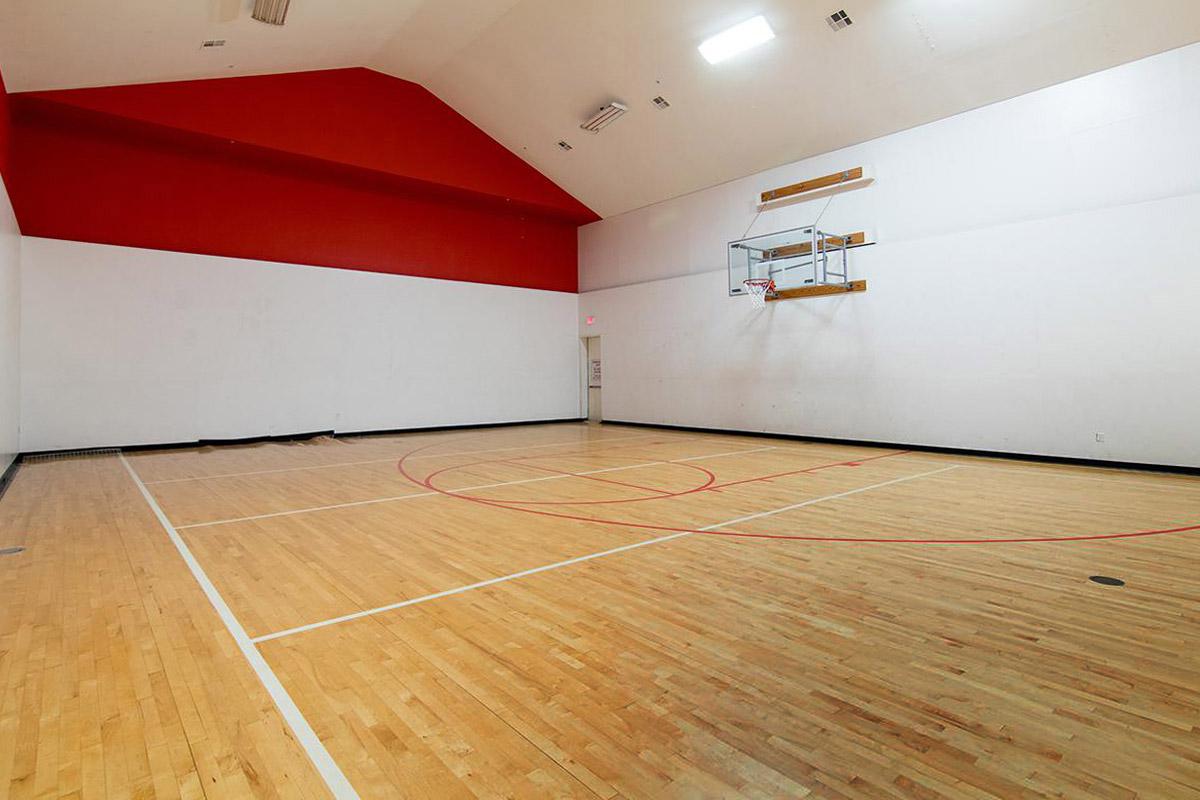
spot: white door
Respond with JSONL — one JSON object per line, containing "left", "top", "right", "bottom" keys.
{"left": 586, "top": 337, "right": 602, "bottom": 423}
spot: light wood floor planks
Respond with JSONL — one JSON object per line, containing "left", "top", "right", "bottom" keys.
{"left": 1, "top": 422, "right": 1198, "bottom": 798}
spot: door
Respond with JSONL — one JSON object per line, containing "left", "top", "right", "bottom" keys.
{"left": 585, "top": 337, "right": 602, "bottom": 423}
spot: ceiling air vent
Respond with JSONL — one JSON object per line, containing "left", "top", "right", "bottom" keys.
{"left": 252, "top": 0, "right": 291, "bottom": 26}
{"left": 557, "top": 140, "right": 574, "bottom": 151}
{"left": 201, "top": 39, "right": 227, "bottom": 48}
{"left": 580, "top": 102, "right": 628, "bottom": 134}
{"left": 826, "top": 10, "right": 853, "bottom": 31}
{"left": 651, "top": 96, "right": 671, "bottom": 110}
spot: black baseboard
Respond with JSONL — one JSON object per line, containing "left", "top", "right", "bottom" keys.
{"left": 17, "top": 417, "right": 588, "bottom": 461}
{"left": 602, "top": 420, "right": 1200, "bottom": 476}
{"left": 0, "top": 456, "right": 19, "bottom": 502}
{"left": 19, "top": 430, "right": 338, "bottom": 459}
{"left": 14, "top": 417, "right": 1195, "bottom": 477}
{"left": 335, "top": 417, "right": 586, "bottom": 441}
{"left": 128, "top": 429, "right": 338, "bottom": 453}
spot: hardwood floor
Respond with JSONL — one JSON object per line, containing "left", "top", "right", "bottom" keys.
{"left": 1, "top": 422, "right": 1198, "bottom": 798}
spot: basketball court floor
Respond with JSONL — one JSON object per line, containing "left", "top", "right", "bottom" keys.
{"left": 3, "top": 7, "right": 1200, "bottom": 797}
{"left": 3, "top": 422, "right": 1197, "bottom": 798}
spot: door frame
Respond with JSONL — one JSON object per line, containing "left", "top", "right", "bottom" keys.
{"left": 581, "top": 336, "right": 601, "bottom": 422}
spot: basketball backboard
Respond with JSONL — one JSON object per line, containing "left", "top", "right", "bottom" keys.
{"left": 728, "top": 225, "right": 852, "bottom": 297}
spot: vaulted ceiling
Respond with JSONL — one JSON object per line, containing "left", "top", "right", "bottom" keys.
{"left": 3, "top": 0, "right": 1200, "bottom": 217}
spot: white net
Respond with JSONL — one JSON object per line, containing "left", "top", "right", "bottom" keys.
{"left": 743, "top": 278, "right": 775, "bottom": 309}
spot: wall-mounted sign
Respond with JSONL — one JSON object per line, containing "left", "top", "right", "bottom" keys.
{"left": 589, "top": 359, "right": 602, "bottom": 388}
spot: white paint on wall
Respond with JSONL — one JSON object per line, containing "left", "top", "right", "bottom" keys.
{"left": 0, "top": 179, "right": 19, "bottom": 472}
{"left": 20, "top": 238, "right": 580, "bottom": 451}
{"left": 578, "top": 43, "right": 1200, "bottom": 468}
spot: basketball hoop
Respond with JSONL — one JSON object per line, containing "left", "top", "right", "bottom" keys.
{"left": 743, "top": 278, "right": 775, "bottom": 309}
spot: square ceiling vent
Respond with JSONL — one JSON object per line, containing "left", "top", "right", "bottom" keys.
{"left": 827, "top": 10, "right": 853, "bottom": 31}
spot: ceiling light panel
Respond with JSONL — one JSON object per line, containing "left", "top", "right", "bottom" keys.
{"left": 252, "top": 0, "right": 291, "bottom": 26}
{"left": 698, "top": 16, "right": 775, "bottom": 65}
{"left": 580, "top": 102, "right": 628, "bottom": 133}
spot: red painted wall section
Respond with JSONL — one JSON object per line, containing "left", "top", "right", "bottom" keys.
{"left": 19, "top": 69, "right": 595, "bottom": 223}
{"left": 9, "top": 69, "right": 595, "bottom": 292}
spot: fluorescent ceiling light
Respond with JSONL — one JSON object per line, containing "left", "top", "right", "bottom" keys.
{"left": 698, "top": 16, "right": 775, "bottom": 64}
{"left": 252, "top": 0, "right": 291, "bottom": 26}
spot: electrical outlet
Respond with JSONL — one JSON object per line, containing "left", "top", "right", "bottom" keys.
{"left": 1095, "top": 432, "right": 1106, "bottom": 443}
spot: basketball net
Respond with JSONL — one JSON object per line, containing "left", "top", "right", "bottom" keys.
{"left": 743, "top": 278, "right": 775, "bottom": 309}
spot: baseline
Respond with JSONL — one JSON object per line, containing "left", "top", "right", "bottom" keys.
{"left": 119, "top": 454, "right": 361, "bottom": 799}
{"left": 144, "top": 430, "right": 684, "bottom": 485}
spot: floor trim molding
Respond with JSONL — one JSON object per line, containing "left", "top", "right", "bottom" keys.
{"left": 17, "top": 417, "right": 588, "bottom": 461}
{"left": 602, "top": 420, "right": 1200, "bottom": 476}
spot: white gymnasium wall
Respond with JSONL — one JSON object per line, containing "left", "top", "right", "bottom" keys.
{"left": 0, "top": 177, "right": 18, "bottom": 472}
{"left": 20, "top": 238, "right": 580, "bottom": 451}
{"left": 579, "top": 43, "right": 1200, "bottom": 468}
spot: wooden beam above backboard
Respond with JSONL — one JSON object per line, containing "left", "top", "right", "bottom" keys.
{"left": 767, "top": 280, "right": 867, "bottom": 301}
{"left": 763, "top": 231, "right": 867, "bottom": 260}
{"left": 761, "top": 167, "right": 864, "bottom": 204}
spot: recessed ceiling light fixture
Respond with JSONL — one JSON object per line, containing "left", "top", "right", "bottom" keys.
{"left": 651, "top": 96, "right": 671, "bottom": 110}
{"left": 252, "top": 0, "right": 291, "bottom": 26}
{"left": 698, "top": 16, "right": 775, "bottom": 64}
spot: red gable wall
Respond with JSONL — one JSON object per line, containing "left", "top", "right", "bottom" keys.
{"left": 9, "top": 69, "right": 595, "bottom": 292}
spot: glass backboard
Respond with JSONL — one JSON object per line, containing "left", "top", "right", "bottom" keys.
{"left": 728, "top": 226, "right": 849, "bottom": 296}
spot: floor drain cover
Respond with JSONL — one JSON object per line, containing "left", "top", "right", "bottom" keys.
{"left": 0, "top": 546, "right": 26, "bottom": 556}
{"left": 1089, "top": 575, "right": 1125, "bottom": 586}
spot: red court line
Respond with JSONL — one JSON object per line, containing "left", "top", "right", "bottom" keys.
{"left": 432, "top": 460, "right": 718, "bottom": 506}
{"left": 425, "top": 448, "right": 905, "bottom": 508}
{"left": 418, "top": 437, "right": 690, "bottom": 482}
{"left": 694, "top": 523, "right": 1200, "bottom": 544}
{"left": 706, "top": 449, "right": 909, "bottom": 491}
{"left": 498, "top": 459, "right": 671, "bottom": 495}
{"left": 395, "top": 439, "right": 1200, "bottom": 545}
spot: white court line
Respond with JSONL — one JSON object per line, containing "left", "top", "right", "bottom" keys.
{"left": 144, "top": 432, "right": 687, "bottom": 484}
{"left": 896, "top": 456, "right": 1200, "bottom": 491}
{"left": 177, "top": 445, "right": 777, "bottom": 529}
{"left": 119, "top": 454, "right": 360, "bottom": 799}
{"left": 673, "top": 446, "right": 776, "bottom": 463}
{"left": 577, "top": 445, "right": 776, "bottom": 474}
{"left": 251, "top": 463, "right": 954, "bottom": 644}
{"left": 702, "top": 465, "right": 959, "bottom": 528}
{"left": 146, "top": 456, "right": 411, "bottom": 484}
{"left": 252, "top": 531, "right": 694, "bottom": 643}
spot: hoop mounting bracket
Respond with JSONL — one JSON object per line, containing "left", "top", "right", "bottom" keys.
{"left": 767, "top": 280, "right": 868, "bottom": 301}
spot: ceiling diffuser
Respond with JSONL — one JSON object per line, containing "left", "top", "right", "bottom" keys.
{"left": 252, "top": 0, "right": 291, "bottom": 26}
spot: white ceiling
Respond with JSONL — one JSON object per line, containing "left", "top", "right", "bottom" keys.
{"left": 3, "top": 0, "right": 1200, "bottom": 217}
